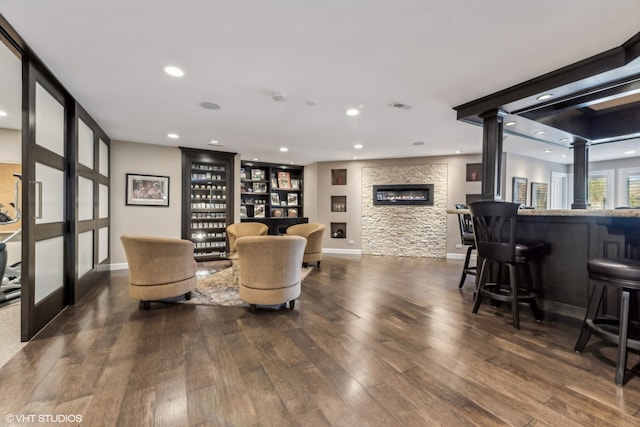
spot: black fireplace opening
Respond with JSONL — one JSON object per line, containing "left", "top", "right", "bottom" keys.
{"left": 373, "top": 184, "right": 434, "bottom": 206}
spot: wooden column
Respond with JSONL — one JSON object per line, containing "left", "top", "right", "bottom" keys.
{"left": 571, "top": 139, "right": 589, "bottom": 209}
{"left": 480, "top": 109, "right": 505, "bottom": 201}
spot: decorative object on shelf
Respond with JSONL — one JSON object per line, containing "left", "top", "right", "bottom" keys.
{"left": 240, "top": 206, "right": 247, "bottom": 218}
{"left": 126, "top": 173, "right": 169, "bottom": 206}
{"left": 287, "top": 193, "right": 298, "bottom": 206}
{"left": 251, "top": 169, "right": 265, "bottom": 180}
{"left": 291, "top": 179, "right": 300, "bottom": 190}
{"left": 240, "top": 168, "right": 247, "bottom": 180}
{"left": 332, "top": 169, "right": 347, "bottom": 185}
{"left": 252, "top": 182, "right": 267, "bottom": 193}
{"left": 330, "top": 222, "right": 346, "bottom": 238}
{"left": 331, "top": 195, "right": 347, "bottom": 212}
{"left": 277, "top": 171, "right": 291, "bottom": 189}
{"left": 271, "top": 193, "right": 281, "bottom": 205}
{"left": 512, "top": 177, "right": 528, "bottom": 205}
{"left": 531, "top": 182, "right": 548, "bottom": 209}
{"left": 466, "top": 163, "right": 482, "bottom": 182}
{"left": 271, "top": 208, "right": 284, "bottom": 217}
{"left": 287, "top": 208, "right": 298, "bottom": 218}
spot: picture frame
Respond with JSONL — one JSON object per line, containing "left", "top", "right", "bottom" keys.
{"left": 291, "top": 178, "right": 300, "bottom": 190}
{"left": 512, "top": 177, "right": 528, "bottom": 205}
{"left": 466, "top": 163, "right": 482, "bottom": 182}
{"left": 251, "top": 169, "right": 264, "bottom": 180}
{"left": 278, "top": 171, "right": 291, "bottom": 189}
{"left": 465, "top": 193, "right": 482, "bottom": 205}
{"left": 240, "top": 205, "right": 248, "bottom": 218}
{"left": 271, "top": 177, "right": 279, "bottom": 189}
{"left": 331, "top": 169, "right": 347, "bottom": 185}
{"left": 271, "top": 208, "right": 284, "bottom": 218}
{"left": 287, "top": 208, "right": 298, "bottom": 218}
{"left": 126, "top": 173, "right": 169, "bottom": 206}
{"left": 530, "top": 182, "right": 548, "bottom": 209}
{"left": 287, "top": 193, "right": 298, "bottom": 206}
{"left": 240, "top": 168, "right": 247, "bottom": 180}
{"left": 254, "top": 204, "right": 266, "bottom": 218}
{"left": 253, "top": 182, "right": 267, "bottom": 193}
{"left": 270, "top": 193, "right": 281, "bottom": 205}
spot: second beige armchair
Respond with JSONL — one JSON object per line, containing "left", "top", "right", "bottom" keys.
{"left": 226, "top": 222, "right": 268, "bottom": 256}
{"left": 286, "top": 223, "right": 325, "bottom": 267}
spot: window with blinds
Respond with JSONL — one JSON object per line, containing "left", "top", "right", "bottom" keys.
{"left": 588, "top": 169, "right": 614, "bottom": 209}
{"left": 625, "top": 171, "right": 640, "bottom": 207}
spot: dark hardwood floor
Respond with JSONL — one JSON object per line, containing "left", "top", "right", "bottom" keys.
{"left": 1, "top": 254, "right": 640, "bottom": 426}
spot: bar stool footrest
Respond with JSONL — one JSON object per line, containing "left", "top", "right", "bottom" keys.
{"left": 586, "top": 318, "right": 640, "bottom": 351}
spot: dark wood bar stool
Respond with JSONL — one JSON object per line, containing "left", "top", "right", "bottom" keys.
{"left": 455, "top": 203, "right": 476, "bottom": 288}
{"left": 574, "top": 258, "right": 640, "bottom": 385}
{"left": 469, "top": 201, "right": 545, "bottom": 329}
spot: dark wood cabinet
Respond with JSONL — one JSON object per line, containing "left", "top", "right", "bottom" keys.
{"left": 240, "top": 160, "right": 305, "bottom": 233}
{"left": 181, "top": 148, "right": 235, "bottom": 260}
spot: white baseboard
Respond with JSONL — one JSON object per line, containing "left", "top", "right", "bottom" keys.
{"left": 110, "top": 262, "right": 129, "bottom": 271}
{"left": 446, "top": 253, "right": 477, "bottom": 261}
{"left": 322, "top": 248, "right": 362, "bottom": 255}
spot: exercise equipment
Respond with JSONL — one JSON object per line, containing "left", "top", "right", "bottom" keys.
{"left": 1, "top": 173, "right": 21, "bottom": 303}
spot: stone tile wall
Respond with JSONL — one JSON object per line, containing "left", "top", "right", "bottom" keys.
{"left": 361, "top": 164, "right": 447, "bottom": 257}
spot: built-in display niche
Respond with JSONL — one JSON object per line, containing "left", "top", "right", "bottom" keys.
{"left": 373, "top": 184, "right": 434, "bottom": 206}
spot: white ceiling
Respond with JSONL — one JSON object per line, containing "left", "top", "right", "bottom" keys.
{"left": 0, "top": 0, "right": 639, "bottom": 165}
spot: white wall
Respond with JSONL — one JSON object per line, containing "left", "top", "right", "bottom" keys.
{"left": 505, "top": 153, "right": 569, "bottom": 205}
{"left": 110, "top": 140, "right": 183, "bottom": 265}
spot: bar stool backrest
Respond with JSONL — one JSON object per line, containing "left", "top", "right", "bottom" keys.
{"left": 469, "top": 201, "right": 519, "bottom": 264}
{"left": 455, "top": 203, "right": 474, "bottom": 245}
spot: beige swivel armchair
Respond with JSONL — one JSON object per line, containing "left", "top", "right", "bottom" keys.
{"left": 226, "top": 222, "right": 268, "bottom": 256}
{"left": 235, "top": 235, "right": 306, "bottom": 310}
{"left": 285, "top": 223, "right": 325, "bottom": 266}
{"left": 120, "top": 235, "right": 197, "bottom": 309}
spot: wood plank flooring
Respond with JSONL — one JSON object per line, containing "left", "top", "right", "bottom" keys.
{"left": 1, "top": 254, "right": 640, "bottom": 426}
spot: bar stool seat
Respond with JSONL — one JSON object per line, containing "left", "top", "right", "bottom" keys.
{"left": 574, "top": 258, "right": 640, "bottom": 385}
{"left": 469, "top": 201, "right": 545, "bottom": 329}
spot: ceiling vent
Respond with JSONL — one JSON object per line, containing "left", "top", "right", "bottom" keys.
{"left": 272, "top": 92, "right": 287, "bottom": 102}
{"left": 390, "top": 102, "right": 412, "bottom": 110}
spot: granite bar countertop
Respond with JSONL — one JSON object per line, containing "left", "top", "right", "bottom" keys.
{"left": 447, "top": 208, "right": 640, "bottom": 218}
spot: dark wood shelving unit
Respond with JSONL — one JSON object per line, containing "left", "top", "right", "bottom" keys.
{"left": 181, "top": 148, "right": 235, "bottom": 260}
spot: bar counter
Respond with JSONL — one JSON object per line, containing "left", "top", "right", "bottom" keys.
{"left": 448, "top": 208, "right": 640, "bottom": 324}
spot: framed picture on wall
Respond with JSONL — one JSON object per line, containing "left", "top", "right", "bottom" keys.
{"left": 126, "top": 173, "right": 169, "bottom": 206}
{"left": 531, "top": 182, "right": 548, "bottom": 209}
{"left": 466, "top": 163, "right": 482, "bottom": 182}
{"left": 277, "top": 171, "right": 291, "bottom": 189}
{"left": 512, "top": 177, "right": 528, "bottom": 205}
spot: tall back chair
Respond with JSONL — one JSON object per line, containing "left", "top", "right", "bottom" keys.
{"left": 226, "top": 222, "right": 268, "bottom": 256}
{"left": 455, "top": 204, "right": 476, "bottom": 288}
{"left": 469, "top": 201, "right": 545, "bottom": 329}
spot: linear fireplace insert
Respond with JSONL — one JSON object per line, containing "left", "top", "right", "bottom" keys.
{"left": 373, "top": 184, "right": 434, "bottom": 206}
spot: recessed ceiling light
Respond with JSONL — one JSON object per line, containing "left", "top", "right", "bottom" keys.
{"left": 354, "top": 144, "right": 363, "bottom": 149}
{"left": 505, "top": 121, "right": 516, "bottom": 126}
{"left": 561, "top": 154, "right": 568, "bottom": 158}
{"left": 201, "top": 102, "right": 222, "bottom": 110}
{"left": 412, "top": 141, "right": 426, "bottom": 146}
{"left": 560, "top": 138, "right": 571, "bottom": 142}
{"left": 253, "top": 158, "right": 258, "bottom": 161}
{"left": 208, "top": 140, "right": 219, "bottom": 145}
{"left": 346, "top": 108, "right": 360, "bottom": 116}
{"left": 455, "top": 150, "right": 461, "bottom": 154}
{"left": 535, "top": 130, "right": 545, "bottom": 135}
{"left": 0, "top": 110, "right": 7, "bottom": 117}
{"left": 537, "top": 94, "right": 553, "bottom": 100}
{"left": 280, "top": 147, "right": 288, "bottom": 152}
{"left": 167, "top": 133, "right": 179, "bottom": 139}
{"left": 624, "top": 150, "right": 637, "bottom": 155}
{"left": 352, "top": 156, "right": 357, "bottom": 160}
{"left": 164, "top": 66, "right": 184, "bottom": 77}
{"left": 544, "top": 149, "right": 553, "bottom": 153}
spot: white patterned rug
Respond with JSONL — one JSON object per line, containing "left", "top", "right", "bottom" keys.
{"left": 180, "top": 266, "right": 314, "bottom": 307}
